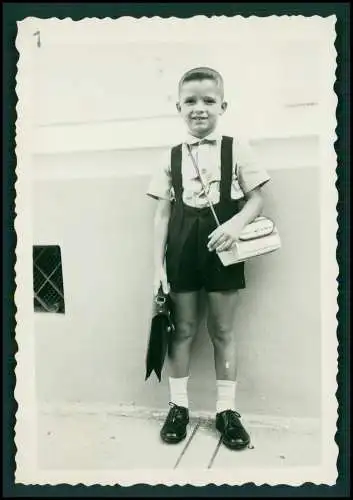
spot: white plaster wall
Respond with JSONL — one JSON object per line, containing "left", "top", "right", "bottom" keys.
{"left": 29, "top": 27, "right": 333, "bottom": 418}
{"left": 32, "top": 141, "right": 322, "bottom": 418}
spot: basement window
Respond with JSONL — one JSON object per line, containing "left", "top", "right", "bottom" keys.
{"left": 33, "top": 245, "right": 65, "bottom": 313}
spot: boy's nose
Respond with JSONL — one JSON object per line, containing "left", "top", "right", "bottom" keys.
{"left": 193, "top": 101, "right": 206, "bottom": 112}
{"left": 194, "top": 103, "right": 205, "bottom": 114}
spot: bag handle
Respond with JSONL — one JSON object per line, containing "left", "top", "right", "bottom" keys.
{"left": 185, "top": 143, "right": 221, "bottom": 227}
{"left": 238, "top": 217, "right": 275, "bottom": 241}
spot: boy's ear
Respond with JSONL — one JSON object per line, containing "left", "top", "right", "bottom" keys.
{"left": 221, "top": 101, "right": 228, "bottom": 113}
{"left": 176, "top": 102, "right": 181, "bottom": 113}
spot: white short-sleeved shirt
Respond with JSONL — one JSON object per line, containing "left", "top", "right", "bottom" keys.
{"left": 147, "top": 130, "right": 270, "bottom": 208}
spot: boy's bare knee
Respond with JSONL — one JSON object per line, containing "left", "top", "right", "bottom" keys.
{"left": 207, "top": 319, "right": 234, "bottom": 344}
{"left": 175, "top": 319, "right": 197, "bottom": 341}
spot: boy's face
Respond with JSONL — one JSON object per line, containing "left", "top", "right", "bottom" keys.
{"left": 177, "top": 78, "right": 227, "bottom": 138}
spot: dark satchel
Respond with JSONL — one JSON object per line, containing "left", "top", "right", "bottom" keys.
{"left": 145, "top": 288, "right": 175, "bottom": 382}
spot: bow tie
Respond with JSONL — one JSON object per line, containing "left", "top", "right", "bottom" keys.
{"left": 187, "top": 138, "right": 217, "bottom": 147}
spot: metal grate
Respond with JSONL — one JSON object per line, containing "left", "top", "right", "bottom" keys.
{"left": 33, "top": 246, "right": 65, "bottom": 313}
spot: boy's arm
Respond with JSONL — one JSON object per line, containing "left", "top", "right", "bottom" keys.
{"left": 146, "top": 150, "right": 173, "bottom": 292}
{"left": 153, "top": 199, "right": 171, "bottom": 294}
{"left": 207, "top": 187, "right": 263, "bottom": 252}
{"left": 208, "top": 138, "right": 270, "bottom": 252}
{"left": 231, "top": 186, "right": 264, "bottom": 229}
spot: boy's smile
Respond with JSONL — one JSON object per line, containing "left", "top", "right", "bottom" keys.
{"left": 177, "top": 79, "right": 227, "bottom": 138}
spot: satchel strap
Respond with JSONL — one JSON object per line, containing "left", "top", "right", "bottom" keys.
{"left": 185, "top": 143, "right": 221, "bottom": 226}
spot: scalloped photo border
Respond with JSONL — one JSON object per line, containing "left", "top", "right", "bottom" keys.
{"left": 14, "top": 15, "right": 338, "bottom": 487}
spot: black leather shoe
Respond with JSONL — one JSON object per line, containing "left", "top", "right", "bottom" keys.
{"left": 216, "top": 410, "right": 250, "bottom": 450}
{"left": 160, "top": 402, "right": 189, "bottom": 444}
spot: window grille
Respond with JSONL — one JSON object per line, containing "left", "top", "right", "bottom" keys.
{"left": 33, "top": 246, "right": 65, "bottom": 313}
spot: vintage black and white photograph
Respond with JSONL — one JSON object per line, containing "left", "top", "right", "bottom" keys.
{"left": 14, "top": 15, "right": 338, "bottom": 486}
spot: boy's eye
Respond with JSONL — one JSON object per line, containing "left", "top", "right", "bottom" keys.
{"left": 183, "top": 97, "right": 216, "bottom": 105}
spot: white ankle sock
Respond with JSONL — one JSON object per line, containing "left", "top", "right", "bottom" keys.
{"left": 216, "top": 380, "right": 237, "bottom": 414}
{"left": 169, "top": 376, "right": 189, "bottom": 408}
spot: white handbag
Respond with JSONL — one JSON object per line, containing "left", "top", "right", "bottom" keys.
{"left": 186, "top": 144, "right": 281, "bottom": 266}
{"left": 217, "top": 215, "right": 281, "bottom": 266}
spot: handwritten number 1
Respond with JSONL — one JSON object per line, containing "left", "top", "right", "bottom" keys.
{"left": 33, "top": 31, "right": 41, "bottom": 48}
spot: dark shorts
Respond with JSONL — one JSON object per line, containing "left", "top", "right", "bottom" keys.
{"left": 166, "top": 203, "right": 246, "bottom": 293}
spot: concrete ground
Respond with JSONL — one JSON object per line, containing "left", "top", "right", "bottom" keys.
{"left": 37, "top": 406, "right": 322, "bottom": 471}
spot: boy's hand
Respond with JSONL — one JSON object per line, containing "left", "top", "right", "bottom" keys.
{"left": 207, "top": 217, "right": 244, "bottom": 253}
{"left": 153, "top": 264, "right": 170, "bottom": 296}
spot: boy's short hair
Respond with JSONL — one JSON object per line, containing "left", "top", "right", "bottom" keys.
{"left": 178, "top": 67, "right": 224, "bottom": 98}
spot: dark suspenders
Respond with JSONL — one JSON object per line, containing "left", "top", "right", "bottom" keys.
{"left": 220, "top": 136, "right": 233, "bottom": 202}
{"left": 170, "top": 144, "right": 183, "bottom": 202}
{"left": 170, "top": 136, "right": 234, "bottom": 204}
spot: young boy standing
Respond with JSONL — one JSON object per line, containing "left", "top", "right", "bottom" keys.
{"left": 147, "top": 67, "right": 270, "bottom": 450}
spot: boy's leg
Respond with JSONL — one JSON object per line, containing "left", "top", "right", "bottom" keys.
{"left": 168, "top": 290, "right": 199, "bottom": 386}
{"left": 206, "top": 290, "right": 239, "bottom": 382}
{"left": 160, "top": 291, "right": 198, "bottom": 444}
{"left": 206, "top": 290, "right": 250, "bottom": 450}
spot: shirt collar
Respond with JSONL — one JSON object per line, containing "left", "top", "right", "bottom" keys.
{"left": 184, "top": 130, "right": 222, "bottom": 145}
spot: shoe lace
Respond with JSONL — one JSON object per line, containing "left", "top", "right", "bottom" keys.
{"left": 226, "top": 410, "right": 242, "bottom": 428}
{"left": 167, "top": 402, "right": 183, "bottom": 425}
